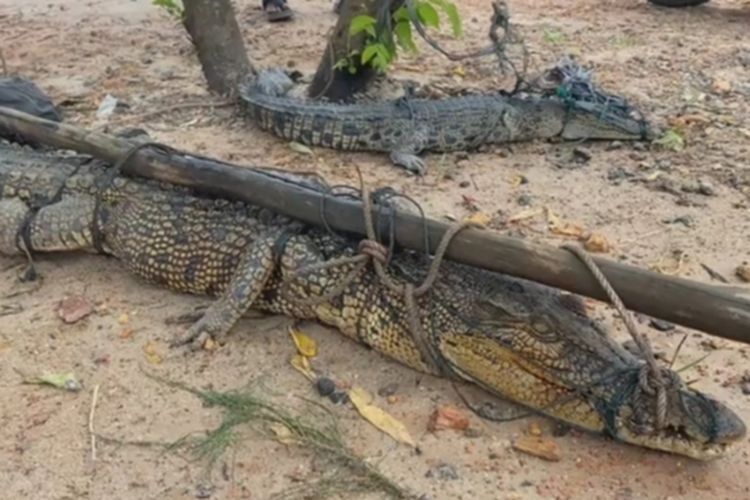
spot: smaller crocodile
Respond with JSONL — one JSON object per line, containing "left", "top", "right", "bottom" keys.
{"left": 240, "top": 68, "right": 649, "bottom": 174}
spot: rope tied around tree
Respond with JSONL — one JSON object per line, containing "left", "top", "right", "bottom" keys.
{"left": 281, "top": 167, "right": 476, "bottom": 375}
{"left": 561, "top": 243, "right": 675, "bottom": 430}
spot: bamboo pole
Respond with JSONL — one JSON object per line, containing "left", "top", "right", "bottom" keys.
{"left": 1, "top": 105, "right": 748, "bottom": 344}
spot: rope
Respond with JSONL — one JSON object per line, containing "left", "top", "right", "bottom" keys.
{"left": 282, "top": 167, "right": 475, "bottom": 375}
{"left": 561, "top": 243, "right": 671, "bottom": 429}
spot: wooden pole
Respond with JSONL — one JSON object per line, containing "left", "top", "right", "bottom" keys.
{"left": 0, "top": 106, "right": 748, "bottom": 344}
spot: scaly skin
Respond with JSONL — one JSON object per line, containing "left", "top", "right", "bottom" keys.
{"left": 239, "top": 69, "right": 650, "bottom": 174}
{"left": 0, "top": 141, "right": 744, "bottom": 460}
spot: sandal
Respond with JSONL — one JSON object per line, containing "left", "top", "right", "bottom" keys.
{"left": 262, "top": 0, "right": 294, "bottom": 22}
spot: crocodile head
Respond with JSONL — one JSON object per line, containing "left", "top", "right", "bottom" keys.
{"left": 559, "top": 100, "right": 652, "bottom": 141}
{"left": 432, "top": 267, "right": 745, "bottom": 460}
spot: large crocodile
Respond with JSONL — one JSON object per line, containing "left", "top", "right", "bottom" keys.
{"left": 0, "top": 141, "right": 743, "bottom": 460}
{"left": 239, "top": 68, "right": 650, "bottom": 174}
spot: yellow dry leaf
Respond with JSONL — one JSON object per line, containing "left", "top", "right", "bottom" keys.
{"left": 583, "top": 233, "right": 611, "bottom": 253}
{"left": 452, "top": 65, "right": 466, "bottom": 77}
{"left": 546, "top": 208, "right": 585, "bottom": 238}
{"left": 269, "top": 422, "right": 296, "bottom": 445}
{"left": 289, "top": 327, "right": 318, "bottom": 357}
{"left": 464, "top": 211, "right": 491, "bottom": 227}
{"left": 117, "top": 313, "right": 130, "bottom": 325}
{"left": 290, "top": 354, "right": 316, "bottom": 381}
{"left": 143, "top": 341, "right": 163, "bottom": 364}
{"left": 349, "top": 386, "right": 416, "bottom": 447}
{"left": 507, "top": 207, "right": 543, "bottom": 223}
{"left": 289, "top": 141, "right": 314, "bottom": 156}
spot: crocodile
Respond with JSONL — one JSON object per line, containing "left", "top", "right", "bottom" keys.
{"left": 239, "top": 68, "right": 650, "bottom": 174}
{"left": 0, "top": 140, "right": 743, "bottom": 461}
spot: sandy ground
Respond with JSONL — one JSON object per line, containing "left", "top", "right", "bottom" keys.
{"left": 1, "top": 0, "right": 749, "bottom": 498}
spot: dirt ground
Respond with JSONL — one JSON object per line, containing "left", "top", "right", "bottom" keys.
{"left": 1, "top": 0, "right": 749, "bottom": 498}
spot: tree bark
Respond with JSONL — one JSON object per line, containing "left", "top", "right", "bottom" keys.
{"left": 2, "top": 105, "right": 749, "bottom": 345}
{"left": 308, "top": 0, "right": 385, "bottom": 101}
{"left": 182, "top": 0, "right": 253, "bottom": 96}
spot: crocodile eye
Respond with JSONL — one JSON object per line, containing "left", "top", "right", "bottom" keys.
{"left": 530, "top": 318, "right": 559, "bottom": 342}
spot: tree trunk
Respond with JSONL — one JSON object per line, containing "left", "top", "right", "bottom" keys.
{"left": 182, "top": 0, "right": 254, "bottom": 96}
{"left": 308, "top": 0, "right": 385, "bottom": 101}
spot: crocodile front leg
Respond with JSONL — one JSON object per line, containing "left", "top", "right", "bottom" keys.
{"left": 172, "top": 234, "right": 278, "bottom": 349}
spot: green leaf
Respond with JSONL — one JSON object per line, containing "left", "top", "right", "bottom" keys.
{"left": 428, "top": 0, "right": 462, "bottom": 36}
{"left": 416, "top": 2, "right": 440, "bottom": 28}
{"left": 350, "top": 14, "right": 377, "bottom": 37}
{"left": 394, "top": 20, "right": 416, "bottom": 52}
{"left": 361, "top": 44, "right": 380, "bottom": 64}
{"left": 442, "top": 2, "right": 462, "bottom": 36}
{"left": 393, "top": 5, "right": 410, "bottom": 22}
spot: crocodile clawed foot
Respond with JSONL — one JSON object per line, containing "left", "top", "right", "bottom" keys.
{"left": 390, "top": 151, "right": 426, "bottom": 176}
{"left": 170, "top": 315, "right": 230, "bottom": 351}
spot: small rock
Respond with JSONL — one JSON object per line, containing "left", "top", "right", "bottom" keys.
{"left": 528, "top": 422, "right": 543, "bottom": 436}
{"left": 377, "top": 382, "right": 399, "bottom": 397}
{"left": 741, "top": 382, "right": 750, "bottom": 395}
{"left": 572, "top": 146, "right": 592, "bottom": 163}
{"left": 425, "top": 462, "right": 459, "bottom": 481}
{"left": 57, "top": 295, "right": 93, "bottom": 324}
{"left": 649, "top": 319, "right": 676, "bottom": 332}
{"left": 735, "top": 264, "right": 750, "bottom": 283}
{"left": 607, "top": 166, "right": 632, "bottom": 183}
{"left": 697, "top": 178, "right": 716, "bottom": 196}
{"left": 700, "top": 339, "right": 720, "bottom": 351}
{"left": 428, "top": 405, "right": 470, "bottom": 432}
{"left": 512, "top": 435, "right": 561, "bottom": 461}
{"left": 316, "top": 377, "right": 336, "bottom": 397}
{"left": 516, "top": 194, "right": 533, "bottom": 206}
{"left": 632, "top": 142, "right": 647, "bottom": 152}
{"left": 458, "top": 180, "right": 471, "bottom": 188}
{"left": 195, "top": 483, "right": 214, "bottom": 499}
{"left": 606, "top": 141, "right": 623, "bottom": 151}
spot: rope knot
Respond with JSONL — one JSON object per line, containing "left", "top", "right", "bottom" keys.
{"left": 357, "top": 239, "right": 388, "bottom": 264}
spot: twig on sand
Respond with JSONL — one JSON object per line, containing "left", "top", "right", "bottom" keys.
{"left": 89, "top": 384, "right": 100, "bottom": 462}
{"left": 114, "top": 100, "right": 234, "bottom": 124}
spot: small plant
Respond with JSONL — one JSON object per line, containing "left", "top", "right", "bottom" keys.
{"left": 153, "top": 0, "right": 184, "bottom": 18}
{"left": 340, "top": 0, "right": 462, "bottom": 74}
{"left": 653, "top": 128, "right": 686, "bottom": 151}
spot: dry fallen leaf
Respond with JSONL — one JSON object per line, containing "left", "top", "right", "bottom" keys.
{"left": 736, "top": 264, "right": 750, "bottom": 283}
{"left": 57, "top": 295, "right": 93, "bottom": 324}
{"left": 507, "top": 207, "right": 543, "bottom": 223}
{"left": 269, "top": 422, "right": 296, "bottom": 445}
{"left": 669, "top": 113, "right": 710, "bottom": 129}
{"left": 452, "top": 65, "right": 466, "bottom": 77}
{"left": 119, "top": 328, "right": 134, "bottom": 339}
{"left": 512, "top": 435, "right": 561, "bottom": 461}
{"left": 289, "top": 327, "right": 318, "bottom": 358}
{"left": 349, "top": 386, "right": 416, "bottom": 447}
{"left": 24, "top": 372, "right": 82, "bottom": 392}
{"left": 143, "top": 341, "right": 163, "bottom": 364}
{"left": 583, "top": 233, "right": 611, "bottom": 253}
{"left": 711, "top": 78, "right": 732, "bottom": 94}
{"left": 464, "top": 211, "right": 491, "bottom": 227}
{"left": 117, "top": 313, "right": 130, "bottom": 324}
{"left": 289, "top": 141, "right": 314, "bottom": 156}
{"left": 428, "top": 405, "right": 470, "bottom": 432}
{"left": 290, "top": 353, "right": 316, "bottom": 381}
{"left": 546, "top": 209, "right": 585, "bottom": 238}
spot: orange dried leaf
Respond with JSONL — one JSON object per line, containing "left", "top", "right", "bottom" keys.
{"left": 512, "top": 435, "right": 561, "bottom": 461}
{"left": 583, "top": 233, "right": 611, "bottom": 253}
{"left": 428, "top": 405, "right": 470, "bottom": 432}
{"left": 465, "top": 211, "right": 491, "bottom": 227}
